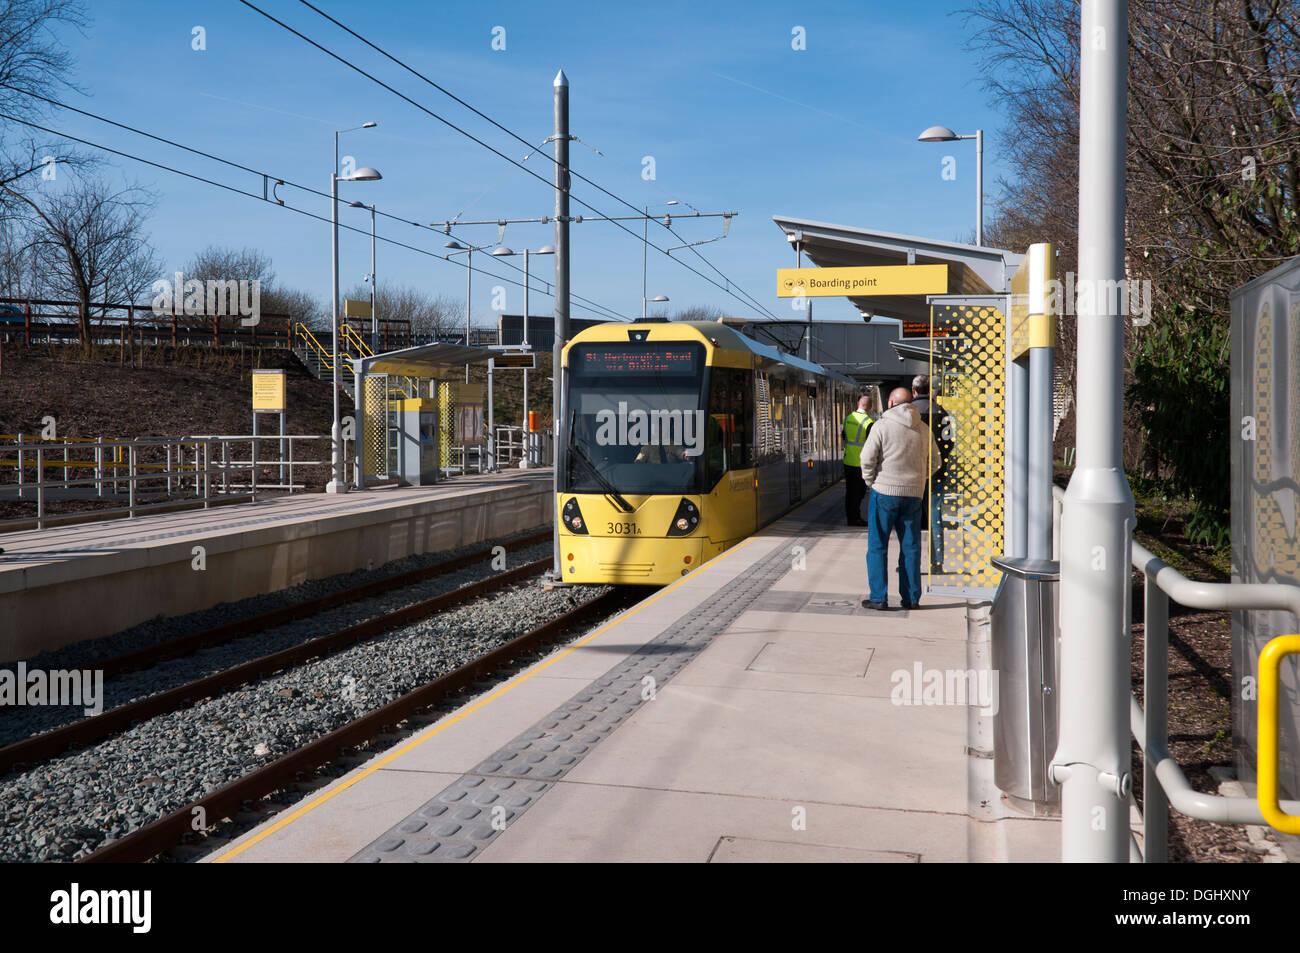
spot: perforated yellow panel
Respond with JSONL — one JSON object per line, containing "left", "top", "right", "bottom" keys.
{"left": 362, "top": 375, "right": 387, "bottom": 480}
{"left": 438, "top": 380, "right": 453, "bottom": 470}
{"left": 929, "top": 303, "right": 1006, "bottom": 592}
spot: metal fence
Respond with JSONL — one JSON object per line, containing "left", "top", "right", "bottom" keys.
{"left": 0, "top": 434, "right": 348, "bottom": 530}
{"left": 0, "top": 297, "right": 296, "bottom": 349}
{"left": 492, "top": 426, "right": 553, "bottom": 470}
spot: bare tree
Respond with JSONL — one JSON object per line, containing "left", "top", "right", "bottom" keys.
{"left": 343, "top": 282, "right": 462, "bottom": 340}
{"left": 183, "top": 244, "right": 324, "bottom": 327}
{"left": 0, "top": 0, "right": 88, "bottom": 187}
{"left": 4, "top": 176, "right": 160, "bottom": 355}
{"left": 963, "top": 0, "right": 1300, "bottom": 529}
{"left": 672, "top": 304, "right": 725, "bottom": 322}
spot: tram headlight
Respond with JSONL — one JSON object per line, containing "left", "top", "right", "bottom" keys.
{"left": 666, "top": 498, "right": 700, "bottom": 537}
{"left": 562, "top": 497, "right": 589, "bottom": 535}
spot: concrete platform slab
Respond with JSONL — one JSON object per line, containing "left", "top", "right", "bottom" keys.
{"left": 0, "top": 470, "right": 554, "bottom": 658}
{"left": 206, "top": 486, "right": 1064, "bottom": 864}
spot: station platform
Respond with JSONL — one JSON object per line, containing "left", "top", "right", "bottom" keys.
{"left": 210, "top": 487, "right": 1061, "bottom": 864}
{"left": 0, "top": 470, "right": 554, "bottom": 660}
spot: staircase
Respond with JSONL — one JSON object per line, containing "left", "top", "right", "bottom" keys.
{"left": 289, "top": 322, "right": 420, "bottom": 403}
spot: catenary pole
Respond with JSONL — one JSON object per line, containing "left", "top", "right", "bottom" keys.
{"left": 1051, "top": 0, "right": 1135, "bottom": 862}
{"left": 552, "top": 70, "right": 570, "bottom": 580}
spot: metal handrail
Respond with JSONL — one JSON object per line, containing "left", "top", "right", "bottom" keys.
{"left": 339, "top": 322, "right": 374, "bottom": 358}
{"left": 1258, "top": 636, "right": 1300, "bottom": 834}
{"left": 1050, "top": 484, "right": 1300, "bottom": 860}
{"left": 1132, "top": 538, "right": 1300, "bottom": 860}
{"left": 293, "top": 322, "right": 334, "bottom": 371}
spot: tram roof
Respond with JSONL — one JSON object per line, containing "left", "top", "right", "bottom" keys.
{"left": 771, "top": 216, "right": 1024, "bottom": 323}
{"left": 649, "top": 320, "right": 858, "bottom": 386}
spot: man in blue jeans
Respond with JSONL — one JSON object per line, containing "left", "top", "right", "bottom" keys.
{"left": 859, "top": 387, "right": 942, "bottom": 611}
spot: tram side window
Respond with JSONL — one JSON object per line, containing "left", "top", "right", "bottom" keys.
{"left": 716, "top": 368, "right": 753, "bottom": 470}
{"left": 707, "top": 368, "right": 746, "bottom": 487}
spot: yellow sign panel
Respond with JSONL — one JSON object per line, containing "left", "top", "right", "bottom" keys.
{"left": 776, "top": 264, "right": 947, "bottom": 298}
{"left": 252, "top": 370, "right": 286, "bottom": 411}
{"left": 1009, "top": 242, "right": 1057, "bottom": 360}
{"left": 344, "top": 298, "right": 372, "bottom": 318}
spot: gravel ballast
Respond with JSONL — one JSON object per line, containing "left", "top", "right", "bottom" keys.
{"left": 0, "top": 536, "right": 550, "bottom": 748}
{"left": 0, "top": 572, "right": 612, "bottom": 862}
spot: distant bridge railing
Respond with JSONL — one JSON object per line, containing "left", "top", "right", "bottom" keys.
{"left": 0, "top": 297, "right": 296, "bottom": 348}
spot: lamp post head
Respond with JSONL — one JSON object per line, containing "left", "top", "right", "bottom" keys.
{"left": 649, "top": 295, "right": 669, "bottom": 303}
{"left": 536, "top": 244, "right": 556, "bottom": 255}
{"left": 444, "top": 240, "right": 467, "bottom": 251}
{"left": 362, "top": 121, "right": 378, "bottom": 128}
{"left": 918, "top": 125, "right": 959, "bottom": 142}
{"left": 492, "top": 247, "right": 515, "bottom": 257}
{"left": 343, "top": 166, "right": 382, "bottom": 181}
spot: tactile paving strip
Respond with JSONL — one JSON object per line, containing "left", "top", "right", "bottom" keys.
{"left": 349, "top": 498, "right": 839, "bottom": 862}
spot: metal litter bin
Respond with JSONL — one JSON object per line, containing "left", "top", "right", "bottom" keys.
{"left": 990, "top": 555, "right": 1060, "bottom": 810}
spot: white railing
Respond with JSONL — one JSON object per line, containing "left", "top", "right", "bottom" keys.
{"left": 492, "top": 426, "right": 553, "bottom": 469}
{"left": 0, "top": 434, "right": 350, "bottom": 530}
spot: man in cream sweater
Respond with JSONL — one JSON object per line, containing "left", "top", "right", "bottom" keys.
{"left": 859, "top": 387, "right": 942, "bottom": 611}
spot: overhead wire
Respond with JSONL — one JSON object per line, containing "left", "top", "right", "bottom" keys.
{"left": 297, "top": 0, "right": 781, "bottom": 320}
{"left": 0, "top": 92, "right": 628, "bottom": 322}
{"left": 241, "top": 0, "right": 776, "bottom": 320}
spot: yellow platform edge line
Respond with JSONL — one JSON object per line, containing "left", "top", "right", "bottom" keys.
{"left": 211, "top": 485, "right": 835, "bottom": 863}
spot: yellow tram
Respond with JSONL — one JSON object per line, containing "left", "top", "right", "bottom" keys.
{"left": 556, "top": 320, "right": 859, "bottom": 585}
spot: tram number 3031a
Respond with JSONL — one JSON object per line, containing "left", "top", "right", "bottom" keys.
{"left": 607, "top": 521, "right": 642, "bottom": 535}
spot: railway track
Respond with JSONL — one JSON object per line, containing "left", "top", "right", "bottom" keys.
{"left": 0, "top": 531, "right": 551, "bottom": 774}
{"left": 78, "top": 589, "right": 625, "bottom": 863}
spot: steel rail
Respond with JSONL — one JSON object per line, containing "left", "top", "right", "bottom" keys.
{"left": 78, "top": 589, "right": 623, "bottom": 863}
{"left": 0, "top": 533, "right": 550, "bottom": 774}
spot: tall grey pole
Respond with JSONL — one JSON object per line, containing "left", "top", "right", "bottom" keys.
{"left": 1008, "top": 353, "right": 1028, "bottom": 559}
{"left": 975, "top": 129, "right": 984, "bottom": 246}
{"left": 1028, "top": 245, "right": 1056, "bottom": 560}
{"left": 369, "top": 205, "right": 377, "bottom": 352}
{"left": 487, "top": 357, "right": 495, "bottom": 471}
{"left": 796, "top": 241, "right": 813, "bottom": 362}
{"left": 1051, "top": 0, "right": 1134, "bottom": 863}
{"left": 326, "top": 130, "right": 345, "bottom": 494}
{"left": 522, "top": 248, "right": 530, "bottom": 468}
{"left": 642, "top": 206, "right": 648, "bottom": 320}
{"left": 552, "top": 69, "right": 570, "bottom": 579}
{"left": 465, "top": 247, "right": 472, "bottom": 383}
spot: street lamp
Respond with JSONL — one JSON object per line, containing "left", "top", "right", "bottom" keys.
{"left": 348, "top": 200, "right": 377, "bottom": 351}
{"left": 443, "top": 238, "right": 493, "bottom": 383}
{"left": 492, "top": 244, "right": 555, "bottom": 467}
{"left": 328, "top": 122, "right": 380, "bottom": 495}
{"left": 642, "top": 200, "right": 677, "bottom": 318}
{"left": 917, "top": 124, "right": 984, "bottom": 246}
{"left": 643, "top": 294, "right": 669, "bottom": 317}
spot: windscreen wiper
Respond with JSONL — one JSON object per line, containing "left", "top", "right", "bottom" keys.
{"left": 567, "top": 421, "right": 634, "bottom": 513}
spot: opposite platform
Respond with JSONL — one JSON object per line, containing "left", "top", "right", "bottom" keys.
{"left": 211, "top": 487, "right": 1060, "bottom": 864}
{"left": 0, "top": 470, "right": 554, "bottom": 660}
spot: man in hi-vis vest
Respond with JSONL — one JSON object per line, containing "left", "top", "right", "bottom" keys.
{"left": 842, "top": 394, "right": 875, "bottom": 526}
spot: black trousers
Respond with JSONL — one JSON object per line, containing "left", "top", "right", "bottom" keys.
{"left": 844, "top": 464, "right": 867, "bottom": 523}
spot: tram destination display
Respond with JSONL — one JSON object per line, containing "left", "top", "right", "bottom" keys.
{"left": 573, "top": 344, "right": 701, "bottom": 377}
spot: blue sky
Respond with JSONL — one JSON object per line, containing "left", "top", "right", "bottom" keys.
{"left": 31, "top": 0, "right": 1011, "bottom": 326}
